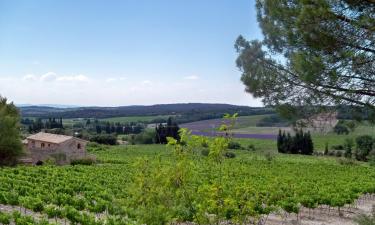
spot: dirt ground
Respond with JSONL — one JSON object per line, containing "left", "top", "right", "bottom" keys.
{"left": 264, "top": 194, "right": 375, "bottom": 225}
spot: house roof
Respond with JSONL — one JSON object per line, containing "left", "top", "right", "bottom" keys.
{"left": 27, "top": 132, "right": 74, "bottom": 144}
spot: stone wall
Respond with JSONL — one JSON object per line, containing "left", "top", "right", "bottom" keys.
{"left": 27, "top": 139, "right": 87, "bottom": 165}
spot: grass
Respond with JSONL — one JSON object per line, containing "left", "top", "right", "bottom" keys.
{"left": 231, "top": 119, "right": 375, "bottom": 152}
{"left": 233, "top": 114, "right": 271, "bottom": 128}
{"left": 312, "top": 124, "right": 375, "bottom": 151}
{"left": 226, "top": 124, "right": 375, "bottom": 152}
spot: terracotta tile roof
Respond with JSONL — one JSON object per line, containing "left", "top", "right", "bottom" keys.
{"left": 27, "top": 132, "right": 73, "bottom": 144}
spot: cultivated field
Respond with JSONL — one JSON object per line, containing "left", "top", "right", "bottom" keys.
{"left": 181, "top": 115, "right": 375, "bottom": 151}
{"left": 0, "top": 144, "right": 374, "bottom": 225}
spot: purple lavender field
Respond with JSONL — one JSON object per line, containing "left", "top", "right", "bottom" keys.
{"left": 180, "top": 117, "right": 278, "bottom": 140}
{"left": 190, "top": 131, "right": 277, "bottom": 140}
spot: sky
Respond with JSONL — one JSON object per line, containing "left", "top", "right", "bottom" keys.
{"left": 0, "top": 0, "right": 263, "bottom": 107}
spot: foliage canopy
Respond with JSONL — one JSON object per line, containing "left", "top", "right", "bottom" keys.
{"left": 236, "top": 0, "right": 375, "bottom": 120}
{"left": 0, "top": 96, "right": 23, "bottom": 165}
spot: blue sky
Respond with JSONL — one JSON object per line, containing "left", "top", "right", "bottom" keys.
{"left": 0, "top": 0, "right": 263, "bottom": 106}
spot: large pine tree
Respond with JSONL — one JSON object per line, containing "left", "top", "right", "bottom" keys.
{"left": 236, "top": 1, "right": 375, "bottom": 121}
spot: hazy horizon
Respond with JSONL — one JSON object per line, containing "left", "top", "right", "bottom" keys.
{"left": 15, "top": 102, "right": 258, "bottom": 108}
{"left": 0, "top": 0, "right": 263, "bottom": 107}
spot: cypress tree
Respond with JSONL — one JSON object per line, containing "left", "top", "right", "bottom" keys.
{"left": 277, "top": 130, "right": 282, "bottom": 153}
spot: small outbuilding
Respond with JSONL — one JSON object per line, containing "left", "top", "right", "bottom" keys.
{"left": 22, "top": 132, "right": 88, "bottom": 165}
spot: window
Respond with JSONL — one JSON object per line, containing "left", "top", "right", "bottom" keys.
{"left": 41, "top": 143, "right": 45, "bottom": 148}
{"left": 31, "top": 141, "right": 35, "bottom": 148}
{"left": 77, "top": 143, "right": 81, "bottom": 149}
{"left": 48, "top": 144, "right": 50, "bottom": 148}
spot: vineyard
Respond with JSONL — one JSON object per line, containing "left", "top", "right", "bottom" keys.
{"left": 0, "top": 134, "right": 375, "bottom": 225}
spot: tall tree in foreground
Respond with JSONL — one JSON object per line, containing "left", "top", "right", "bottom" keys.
{"left": 235, "top": 0, "right": 375, "bottom": 121}
{"left": 0, "top": 96, "right": 23, "bottom": 165}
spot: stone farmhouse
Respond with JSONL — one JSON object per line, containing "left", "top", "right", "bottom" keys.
{"left": 296, "top": 112, "right": 338, "bottom": 133}
{"left": 21, "top": 132, "right": 88, "bottom": 165}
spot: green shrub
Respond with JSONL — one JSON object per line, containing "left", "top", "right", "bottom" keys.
{"left": 335, "top": 151, "right": 342, "bottom": 157}
{"left": 344, "top": 138, "right": 354, "bottom": 158}
{"left": 247, "top": 144, "right": 256, "bottom": 151}
{"left": 264, "top": 151, "right": 275, "bottom": 161}
{"left": 201, "top": 148, "right": 209, "bottom": 156}
{"left": 228, "top": 141, "right": 242, "bottom": 150}
{"left": 0, "top": 212, "right": 11, "bottom": 225}
{"left": 328, "top": 151, "right": 335, "bottom": 156}
{"left": 332, "top": 145, "right": 344, "bottom": 150}
{"left": 71, "top": 156, "right": 97, "bottom": 166}
{"left": 355, "top": 135, "right": 374, "bottom": 161}
{"left": 334, "top": 122, "right": 349, "bottom": 135}
{"left": 224, "top": 152, "right": 236, "bottom": 158}
{"left": 368, "top": 150, "right": 375, "bottom": 167}
{"left": 87, "top": 142, "right": 107, "bottom": 152}
{"left": 90, "top": 134, "right": 117, "bottom": 145}
{"left": 337, "top": 158, "right": 358, "bottom": 166}
{"left": 134, "top": 130, "right": 156, "bottom": 144}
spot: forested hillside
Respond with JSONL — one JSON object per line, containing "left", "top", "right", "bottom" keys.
{"left": 19, "top": 103, "right": 274, "bottom": 121}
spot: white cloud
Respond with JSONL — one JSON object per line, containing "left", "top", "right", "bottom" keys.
{"left": 105, "top": 77, "right": 127, "bottom": 83}
{"left": 142, "top": 80, "right": 152, "bottom": 85}
{"left": 40, "top": 72, "right": 58, "bottom": 82}
{"left": 22, "top": 74, "right": 37, "bottom": 81}
{"left": 22, "top": 72, "right": 89, "bottom": 83}
{"left": 184, "top": 75, "right": 199, "bottom": 80}
{"left": 57, "top": 74, "right": 89, "bottom": 82}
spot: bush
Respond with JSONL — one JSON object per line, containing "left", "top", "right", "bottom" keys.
{"left": 247, "top": 144, "right": 256, "bottom": 151}
{"left": 228, "top": 141, "right": 242, "bottom": 150}
{"left": 201, "top": 148, "right": 209, "bottom": 156}
{"left": 344, "top": 138, "right": 354, "bottom": 158}
{"left": 337, "top": 158, "right": 358, "bottom": 166}
{"left": 332, "top": 145, "right": 344, "bottom": 150}
{"left": 355, "top": 135, "right": 374, "bottom": 161}
{"left": 86, "top": 142, "right": 107, "bottom": 152}
{"left": 328, "top": 150, "right": 335, "bottom": 156}
{"left": 0, "top": 212, "right": 11, "bottom": 225}
{"left": 134, "top": 130, "right": 156, "bottom": 144}
{"left": 264, "top": 151, "right": 275, "bottom": 161}
{"left": 256, "top": 114, "right": 288, "bottom": 127}
{"left": 224, "top": 152, "right": 236, "bottom": 158}
{"left": 368, "top": 150, "right": 375, "bottom": 166}
{"left": 71, "top": 156, "right": 97, "bottom": 166}
{"left": 90, "top": 134, "right": 117, "bottom": 145}
{"left": 335, "top": 151, "right": 342, "bottom": 157}
{"left": 49, "top": 153, "right": 67, "bottom": 165}
{"left": 334, "top": 122, "right": 349, "bottom": 135}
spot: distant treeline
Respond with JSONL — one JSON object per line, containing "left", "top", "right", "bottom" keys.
{"left": 19, "top": 103, "right": 275, "bottom": 122}
{"left": 24, "top": 118, "right": 145, "bottom": 135}
{"left": 336, "top": 105, "right": 375, "bottom": 121}
{"left": 24, "top": 118, "right": 64, "bottom": 133}
{"left": 92, "top": 121, "right": 144, "bottom": 135}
